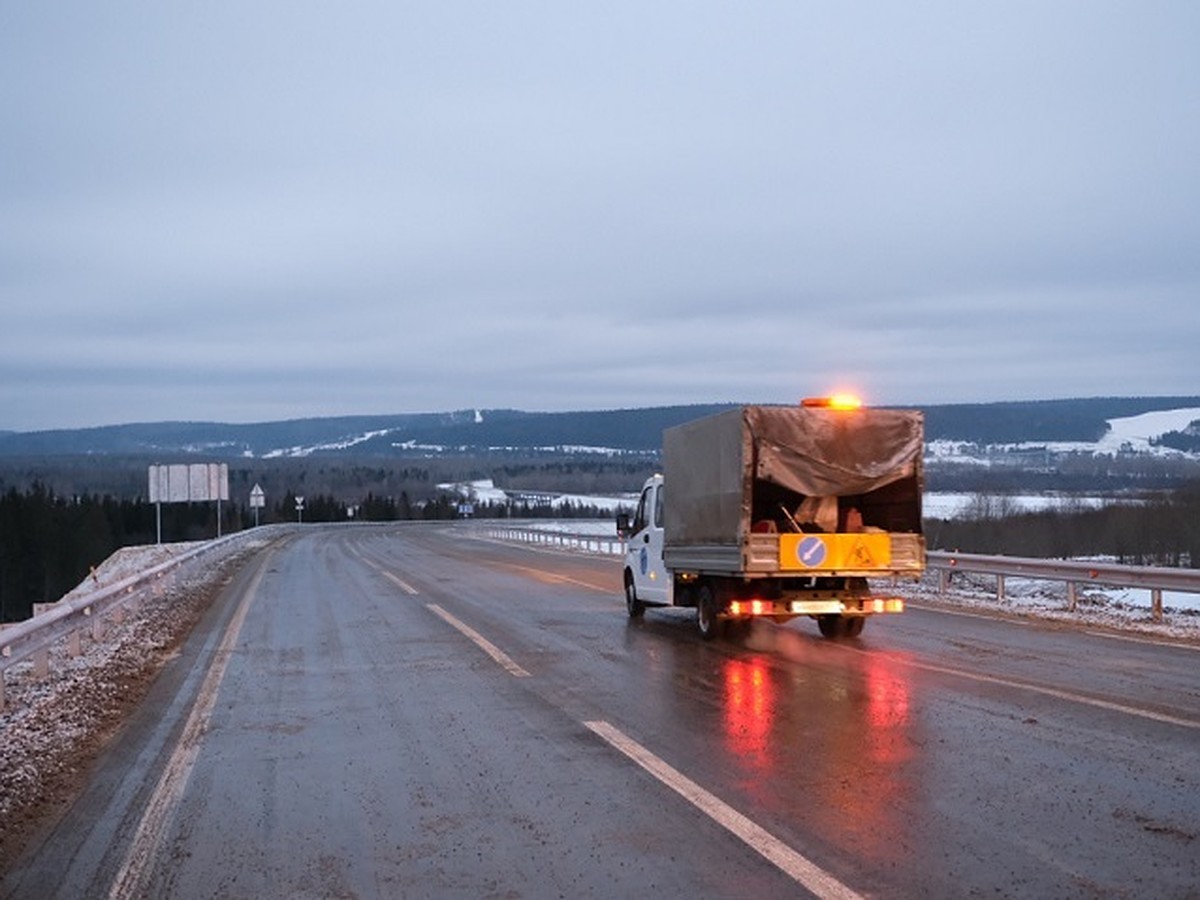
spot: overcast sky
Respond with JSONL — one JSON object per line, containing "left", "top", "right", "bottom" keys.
{"left": 2, "top": 2, "right": 1198, "bottom": 431}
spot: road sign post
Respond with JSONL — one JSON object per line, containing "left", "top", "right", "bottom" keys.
{"left": 148, "top": 463, "right": 229, "bottom": 543}
{"left": 250, "top": 484, "right": 266, "bottom": 527}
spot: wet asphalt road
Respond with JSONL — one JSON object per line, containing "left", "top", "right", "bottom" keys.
{"left": 5, "top": 523, "right": 1200, "bottom": 898}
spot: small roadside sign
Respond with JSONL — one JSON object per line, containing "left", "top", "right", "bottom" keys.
{"left": 250, "top": 484, "right": 265, "bottom": 526}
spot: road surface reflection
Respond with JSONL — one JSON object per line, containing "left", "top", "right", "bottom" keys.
{"left": 718, "top": 624, "right": 919, "bottom": 863}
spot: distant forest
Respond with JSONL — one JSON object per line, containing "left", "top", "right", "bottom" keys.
{"left": 926, "top": 481, "right": 1200, "bottom": 566}
{"left": 0, "top": 479, "right": 619, "bottom": 623}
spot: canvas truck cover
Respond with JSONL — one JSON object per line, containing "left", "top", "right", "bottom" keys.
{"left": 662, "top": 405, "right": 924, "bottom": 547}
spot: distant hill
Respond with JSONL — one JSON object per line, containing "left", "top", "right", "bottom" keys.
{"left": 919, "top": 397, "right": 1200, "bottom": 444}
{"left": 0, "top": 405, "right": 734, "bottom": 458}
{"left": 1, "top": 397, "right": 1198, "bottom": 459}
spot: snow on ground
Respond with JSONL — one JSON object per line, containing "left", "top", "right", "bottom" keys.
{"left": 903, "top": 571, "right": 1200, "bottom": 639}
{"left": 921, "top": 492, "right": 1119, "bottom": 519}
{"left": 519, "top": 519, "right": 622, "bottom": 536}
{"left": 0, "top": 533, "right": 278, "bottom": 863}
{"left": 1089, "top": 407, "right": 1200, "bottom": 455}
{"left": 58, "top": 541, "right": 210, "bottom": 602}
{"left": 261, "top": 428, "right": 397, "bottom": 458}
{"left": 930, "top": 407, "right": 1200, "bottom": 462}
{"left": 438, "top": 479, "right": 636, "bottom": 513}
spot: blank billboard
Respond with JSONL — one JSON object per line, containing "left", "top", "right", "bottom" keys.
{"left": 148, "top": 463, "right": 229, "bottom": 503}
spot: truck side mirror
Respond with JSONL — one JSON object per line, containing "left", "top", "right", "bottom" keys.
{"left": 615, "top": 512, "right": 631, "bottom": 539}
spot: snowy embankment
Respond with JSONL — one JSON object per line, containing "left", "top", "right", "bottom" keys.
{"left": 0, "top": 531, "right": 280, "bottom": 864}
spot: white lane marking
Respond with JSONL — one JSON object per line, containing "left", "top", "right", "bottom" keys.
{"left": 905, "top": 603, "right": 1030, "bottom": 625}
{"left": 878, "top": 608, "right": 1200, "bottom": 726}
{"left": 583, "top": 720, "right": 864, "bottom": 900}
{"left": 426, "top": 603, "right": 531, "bottom": 678}
{"left": 499, "top": 561, "right": 609, "bottom": 593}
{"left": 348, "top": 545, "right": 420, "bottom": 595}
{"left": 893, "top": 655, "right": 1200, "bottom": 730}
{"left": 108, "top": 550, "right": 271, "bottom": 899}
{"left": 381, "top": 570, "right": 419, "bottom": 595}
{"left": 1084, "top": 630, "right": 1200, "bottom": 652}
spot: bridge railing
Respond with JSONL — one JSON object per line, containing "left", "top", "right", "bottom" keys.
{"left": 478, "top": 524, "right": 625, "bottom": 557}
{"left": 0, "top": 524, "right": 294, "bottom": 712}
{"left": 924, "top": 550, "right": 1200, "bottom": 622}
{"left": 479, "top": 525, "right": 1200, "bottom": 623}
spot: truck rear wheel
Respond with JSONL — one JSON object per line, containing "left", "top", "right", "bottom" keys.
{"left": 696, "top": 584, "right": 721, "bottom": 641}
{"left": 624, "top": 573, "right": 645, "bottom": 619}
{"left": 817, "top": 615, "right": 865, "bottom": 639}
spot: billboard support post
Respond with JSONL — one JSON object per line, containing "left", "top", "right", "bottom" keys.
{"left": 148, "top": 463, "right": 230, "bottom": 542}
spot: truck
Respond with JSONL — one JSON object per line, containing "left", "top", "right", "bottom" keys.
{"left": 618, "top": 398, "right": 925, "bottom": 639}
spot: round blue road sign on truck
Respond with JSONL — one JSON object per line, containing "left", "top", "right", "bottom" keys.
{"left": 796, "top": 535, "right": 828, "bottom": 568}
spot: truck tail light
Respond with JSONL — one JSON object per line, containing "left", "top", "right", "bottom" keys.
{"left": 729, "top": 600, "right": 767, "bottom": 616}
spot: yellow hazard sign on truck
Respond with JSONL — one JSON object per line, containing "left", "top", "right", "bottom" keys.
{"left": 778, "top": 532, "right": 893, "bottom": 571}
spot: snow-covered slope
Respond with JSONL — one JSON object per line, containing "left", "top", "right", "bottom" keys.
{"left": 932, "top": 407, "right": 1200, "bottom": 463}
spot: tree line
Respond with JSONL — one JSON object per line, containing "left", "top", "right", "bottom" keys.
{"left": 927, "top": 480, "right": 1200, "bottom": 567}
{"left": 0, "top": 485, "right": 618, "bottom": 623}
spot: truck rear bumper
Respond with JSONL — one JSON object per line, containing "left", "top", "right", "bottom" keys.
{"left": 725, "top": 597, "right": 905, "bottom": 619}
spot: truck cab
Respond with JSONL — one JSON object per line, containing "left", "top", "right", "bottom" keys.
{"left": 621, "top": 474, "right": 670, "bottom": 613}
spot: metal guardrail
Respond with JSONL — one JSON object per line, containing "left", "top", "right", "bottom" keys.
{"left": 481, "top": 526, "right": 1200, "bottom": 623}
{"left": 925, "top": 550, "right": 1200, "bottom": 622}
{"left": 0, "top": 524, "right": 294, "bottom": 711}
{"left": 479, "top": 525, "right": 626, "bottom": 557}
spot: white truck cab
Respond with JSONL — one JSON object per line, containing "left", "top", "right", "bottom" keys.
{"left": 621, "top": 474, "right": 670, "bottom": 611}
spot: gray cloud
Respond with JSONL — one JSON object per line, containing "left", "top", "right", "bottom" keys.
{"left": 2, "top": 1, "right": 1198, "bottom": 430}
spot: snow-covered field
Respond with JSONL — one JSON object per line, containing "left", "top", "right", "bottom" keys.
{"left": 928, "top": 406, "right": 1200, "bottom": 462}
{"left": 1065, "top": 407, "right": 1200, "bottom": 456}
{"left": 921, "top": 492, "right": 1132, "bottom": 519}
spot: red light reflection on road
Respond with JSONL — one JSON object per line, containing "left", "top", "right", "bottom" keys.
{"left": 862, "top": 653, "right": 912, "bottom": 769}
{"left": 717, "top": 637, "right": 916, "bottom": 846}
{"left": 866, "top": 658, "right": 910, "bottom": 729}
{"left": 722, "top": 657, "right": 775, "bottom": 771}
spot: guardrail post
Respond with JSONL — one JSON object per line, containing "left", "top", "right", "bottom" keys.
{"left": 1151, "top": 589, "right": 1163, "bottom": 622}
{"left": 0, "top": 672, "right": 6, "bottom": 713}
{"left": 33, "top": 647, "right": 50, "bottom": 678}
{"left": 938, "top": 568, "right": 948, "bottom": 595}
{"left": 1067, "top": 581, "right": 1078, "bottom": 612}
{"left": 91, "top": 610, "right": 105, "bottom": 642}
{"left": 69, "top": 629, "right": 82, "bottom": 658}
{"left": 996, "top": 574, "right": 1006, "bottom": 603}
